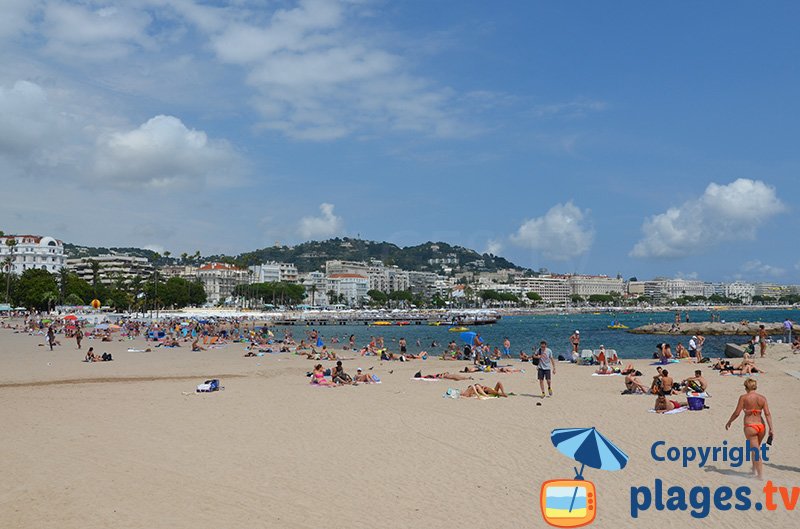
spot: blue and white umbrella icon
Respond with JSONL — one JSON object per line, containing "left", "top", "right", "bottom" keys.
{"left": 550, "top": 427, "right": 628, "bottom": 513}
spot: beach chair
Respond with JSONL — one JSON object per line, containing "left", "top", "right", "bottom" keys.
{"left": 580, "top": 349, "right": 594, "bottom": 365}
{"left": 606, "top": 349, "right": 620, "bottom": 365}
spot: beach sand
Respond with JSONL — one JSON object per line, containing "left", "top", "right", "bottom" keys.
{"left": 1, "top": 325, "right": 798, "bottom": 528}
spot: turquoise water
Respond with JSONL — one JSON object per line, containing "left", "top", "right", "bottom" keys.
{"left": 296, "top": 309, "right": 797, "bottom": 360}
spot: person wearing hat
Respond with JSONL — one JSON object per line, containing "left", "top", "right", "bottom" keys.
{"left": 688, "top": 335, "right": 698, "bottom": 359}
{"left": 569, "top": 330, "right": 580, "bottom": 354}
{"left": 353, "top": 368, "right": 373, "bottom": 384}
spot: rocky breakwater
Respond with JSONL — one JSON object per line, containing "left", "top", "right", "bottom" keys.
{"left": 628, "top": 321, "right": 788, "bottom": 336}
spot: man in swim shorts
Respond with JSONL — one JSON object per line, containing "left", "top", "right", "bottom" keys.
{"left": 533, "top": 340, "right": 555, "bottom": 397}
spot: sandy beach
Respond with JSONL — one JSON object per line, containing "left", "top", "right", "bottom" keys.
{"left": 1, "top": 323, "right": 798, "bottom": 528}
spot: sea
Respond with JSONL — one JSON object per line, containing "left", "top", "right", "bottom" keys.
{"left": 299, "top": 309, "right": 798, "bottom": 360}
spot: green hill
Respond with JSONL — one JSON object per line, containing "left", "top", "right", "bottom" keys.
{"left": 66, "top": 238, "right": 530, "bottom": 274}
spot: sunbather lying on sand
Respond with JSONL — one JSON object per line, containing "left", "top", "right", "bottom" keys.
{"left": 415, "top": 371, "right": 472, "bottom": 380}
{"left": 461, "top": 382, "right": 508, "bottom": 398}
{"left": 654, "top": 394, "right": 687, "bottom": 413}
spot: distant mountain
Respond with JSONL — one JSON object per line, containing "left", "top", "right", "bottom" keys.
{"left": 66, "top": 238, "right": 531, "bottom": 275}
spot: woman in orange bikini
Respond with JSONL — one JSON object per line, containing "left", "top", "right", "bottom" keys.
{"left": 725, "top": 378, "right": 774, "bottom": 479}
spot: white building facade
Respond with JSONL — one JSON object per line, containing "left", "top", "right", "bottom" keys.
{"left": 0, "top": 235, "right": 66, "bottom": 274}
{"left": 326, "top": 273, "right": 369, "bottom": 306}
{"left": 68, "top": 254, "right": 154, "bottom": 285}
{"left": 513, "top": 276, "right": 570, "bottom": 304}
{"left": 197, "top": 262, "right": 249, "bottom": 304}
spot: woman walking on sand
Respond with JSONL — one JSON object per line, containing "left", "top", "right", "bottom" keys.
{"left": 725, "top": 378, "right": 774, "bottom": 479}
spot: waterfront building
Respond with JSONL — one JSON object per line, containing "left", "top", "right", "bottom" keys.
{"left": 566, "top": 275, "right": 624, "bottom": 297}
{"left": 67, "top": 253, "right": 153, "bottom": 285}
{"left": 197, "top": 262, "right": 249, "bottom": 304}
{"left": 513, "top": 276, "right": 569, "bottom": 304}
{"left": 326, "top": 273, "right": 369, "bottom": 306}
{"left": 249, "top": 262, "right": 299, "bottom": 284}
{"left": 0, "top": 235, "right": 66, "bottom": 274}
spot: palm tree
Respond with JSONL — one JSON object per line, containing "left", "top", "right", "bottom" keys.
{"left": 42, "top": 290, "right": 59, "bottom": 312}
{"left": 5, "top": 237, "right": 17, "bottom": 303}
{"left": 180, "top": 252, "right": 188, "bottom": 265}
{"left": 193, "top": 250, "right": 201, "bottom": 264}
{"left": 152, "top": 252, "right": 161, "bottom": 317}
{"left": 309, "top": 284, "right": 318, "bottom": 306}
{"left": 164, "top": 251, "right": 171, "bottom": 263}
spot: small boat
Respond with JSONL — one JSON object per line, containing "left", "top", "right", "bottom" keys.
{"left": 397, "top": 321, "right": 410, "bottom": 326}
{"left": 449, "top": 326, "right": 469, "bottom": 332}
{"left": 607, "top": 324, "right": 629, "bottom": 330}
{"left": 428, "top": 322, "right": 443, "bottom": 326}
{"left": 372, "top": 321, "right": 392, "bottom": 326}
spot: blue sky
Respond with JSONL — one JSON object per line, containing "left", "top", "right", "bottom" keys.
{"left": 0, "top": 1, "right": 798, "bottom": 283}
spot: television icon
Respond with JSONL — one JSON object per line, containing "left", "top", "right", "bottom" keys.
{"left": 540, "top": 479, "right": 596, "bottom": 528}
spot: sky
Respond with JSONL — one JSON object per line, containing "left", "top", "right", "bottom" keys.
{"left": 1, "top": 0, "right": 798, "bottom": 283}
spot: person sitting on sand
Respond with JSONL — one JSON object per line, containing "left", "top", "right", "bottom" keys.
{"left": 461, "top": 382, "right": 508, "bottom": 398}
{"left": 354, "top": 368, "right": 376, "bottom": 384}
{"left": 654, "top": 393, "right": 688, "bottom": 413}
{"left": 594, "top": 345, "right": 609, "bottom": 370}
{"left": 793, "top": 337, "right": 800, "bottom": 352}
{"left": 85, "top": 347, "right": 97, "bottom": 362}
{"left": 682, "top": 370, "right": 708, "bottom": 393}
{"left": 311, "top": 364, "right": 336, "bottom": 386}
{"left": 676, "top": 343, "right": 689, "bottom": 359}
{"left": 192, "top": 339, "right": 206, "bottom": 352}
{"left": 331, "top": 361, "right": 352, "bottom": 385}
{"left": 624, "top": 371, "right": 648, "bottom": 393}
{"left": 519, "top": 350, "right": 531, "bottom": 362}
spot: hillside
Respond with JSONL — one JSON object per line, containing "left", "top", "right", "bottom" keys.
{"left": 66, "top": 238, "right": 531, "bottom": 274}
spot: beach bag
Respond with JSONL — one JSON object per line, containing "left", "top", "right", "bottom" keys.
{"left": 687, "top": 397, "right": 704, "bottom": 411}
{"left": 443, "top": 388, "right": 460, "bottom": 399}
{"left": 196, "top": 379, "right": 220, "bottom": 392}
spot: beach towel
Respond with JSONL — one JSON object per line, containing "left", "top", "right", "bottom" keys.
{"left": 591, "top": 372, "right": 622, "bottom": 376}
{"left": 648, "top": 406, "right": 688, "bottom": 414}
{"left": 412, "top": 377, "right": 441, "bottom": 381}
{"left": 126, "top": 348, "right": 149, "bottom": 352}
{"left": 442, "top": 388, "right": 460, "bottom": 399}
{"left": 650, "top": 359, "right": 680, "bottom": 365}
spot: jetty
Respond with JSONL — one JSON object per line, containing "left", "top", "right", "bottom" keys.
{"left": 629, "top": 321, "right": 787, "bottom": 336}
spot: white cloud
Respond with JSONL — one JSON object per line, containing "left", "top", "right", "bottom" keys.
{"left": 0, "top": 0, "right": 37, "bottom": 40}
{"left": 741, "top": 260, "right": 786, "bottom": 278}
{"left": 298, "top": 203, "right": 344, "bottom": 240}
{"left": 93, "top": 115, "right": 243, "bottom": 188}
{"left": 631, "top": 179, "right": 786, "bottom": 258}
{"left": 41, "top": 2, "right": 154, "bottom": 59}
{"left": 531, "top": 98, "right": 607, "bottom": 119}
{"left": 485, "top": 239, "right": 503, "bottom": 255}
{"left": 510, "top": 202, "right": 594, "bottom": 260}
{"left": 170, "top": 0, "right": 467, "bottom": 140}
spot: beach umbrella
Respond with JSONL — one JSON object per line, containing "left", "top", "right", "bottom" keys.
{"left": 95, "top": 323, "right": 110, "bottom": 330}
{"left": 316, "top": 336, "right": 324, "bottom": 348}
{"left": 550, "top": 427, "right": 628, "bottom": 477}
{"left": 550, "top": 427, "right": 628, "bottom": 513}
{"left": 64, "top": 315, "right": 78, "bottom": 321}
{"left": 460, "top": 331, "right": 477, "bottom": 345}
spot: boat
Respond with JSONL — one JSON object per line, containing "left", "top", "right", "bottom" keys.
{"left": 372, "top": 321, "right": 392, "bottom": 326}
{"left": 607, "top": 324, "right": 629, "bottom": 330}
{"left": 428, "top": 322, "right": 443, "bottom": 326}
{"left": 397, "top": 321, "right": 410, "bottom": 326}
{"left": 449, "top": 326, "right": 469, "bottom": 332}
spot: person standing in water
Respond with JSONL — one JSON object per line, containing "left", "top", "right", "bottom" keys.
{"left": 725, "top": 378, "right": 774, "bottom": 479}
{"left": 502, "top": 337, "right": 511, "bottom": 358}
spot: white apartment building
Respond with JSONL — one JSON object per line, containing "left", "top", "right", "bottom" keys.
{"left": 248, "top": 262, "right": 299, "bottom": 284}
{"left": 302, "top": 271, "right": 328, "bottom": 306}
{"left": 197, "top": 262, "right": 249, "bottom": 304}
{"left": 325, "top": 259, "right": 409, "bottom": 293}
{"left": 513, "top": 276, "right": 570, "bottom": 304}
{"left": 725, "top": 281, "right": 755, "bottom": 302}
{"left": 566, "top": 275, "right": 624, "bottom": 297}
{"left": 627, "top": 281, "right": 646, "bottom": 296}
{"left": 326, "top": 273, "right": 369, "bottom": 306}
{"left": 0, "top": 235, "right": 66, "bottom": 274}
{"left": 67, "top": 254, "right": 153, "bottom": 285}
{"left": 408, "top": 271, "right": 440, "bottom": 296}
{"left": 159, "top": 265, "right": 199, "bottom": 280}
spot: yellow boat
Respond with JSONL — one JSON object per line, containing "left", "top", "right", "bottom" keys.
{"left": 372, "top": 321, "right": 392, "bottom": 326}
{"left": 607, "top": 324, "right": 629, "bottom": 329}
{"left": 428, "top": 322, "right": 443, "bottom": 326}
{"left": 449, "top": 326, "right": 469, "bottom": 332}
